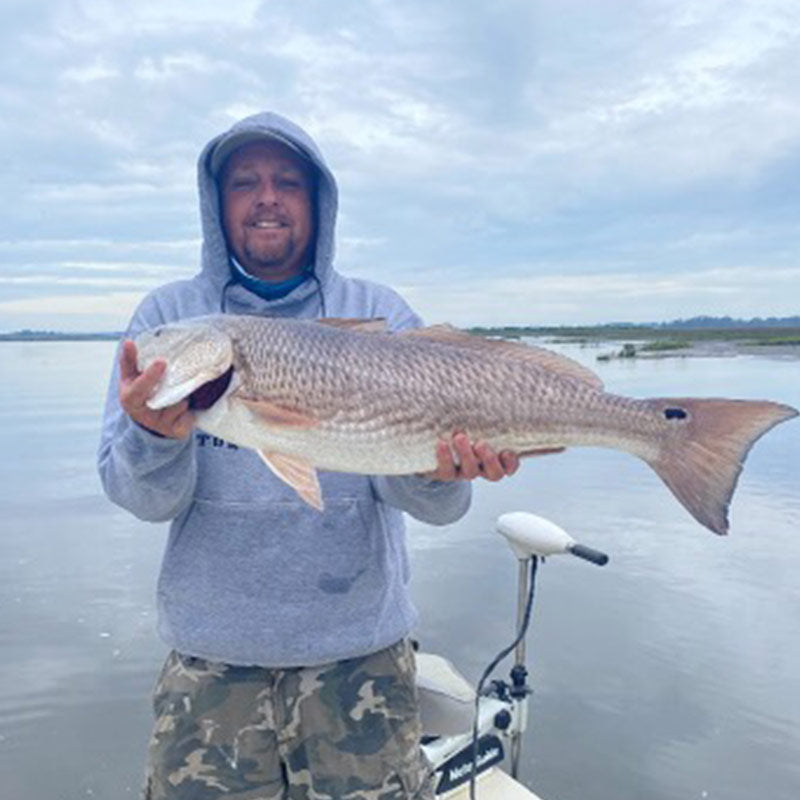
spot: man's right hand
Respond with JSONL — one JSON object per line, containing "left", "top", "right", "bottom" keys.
{"left": 119, "top": 340, "right": 195, "bottom": 439}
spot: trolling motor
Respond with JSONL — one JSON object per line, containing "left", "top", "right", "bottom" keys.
{"left": 492, "top": 513, "right": 608, "bottom": 782}
{"left": 418, "top": 512, "right": 608, "bottom": 799}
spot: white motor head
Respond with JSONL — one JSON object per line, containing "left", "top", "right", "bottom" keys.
{"left": 496, "top": 512, "right": 610, "bottom": 565}
{"left": 496, "top": 512, "right": 574, "bottom": 559}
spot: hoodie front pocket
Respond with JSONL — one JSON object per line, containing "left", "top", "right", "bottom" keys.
{"left": 162, "top": 495, "right": 379, "bottom": 607}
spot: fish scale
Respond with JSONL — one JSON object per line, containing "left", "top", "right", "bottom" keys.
{"left": 136, "top": 314, "right": 798, "bottom": 534}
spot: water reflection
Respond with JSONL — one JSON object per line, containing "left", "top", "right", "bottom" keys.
{"left": 410, "top": 342, "right": 800, "bottom": 800}
{"left": 0, "top": 341, "right": 798, "bottom": 799}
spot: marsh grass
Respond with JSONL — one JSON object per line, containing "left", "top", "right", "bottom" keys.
{"left": 639, "top": 340, "right": 689, "bottom": 352}
{"left": 749, "top": 335, "right": 800, "bottom": 346}
{"left": 470, "top": 325, "right": 800, "bottom": 347}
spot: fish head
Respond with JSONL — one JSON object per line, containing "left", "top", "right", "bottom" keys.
{"left": 135, "top": 319, "right": 234, "bottom": 410}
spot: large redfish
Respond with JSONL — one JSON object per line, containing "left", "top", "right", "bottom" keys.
{"left": 135, "top": 315, "right": 797, "bottom": 534}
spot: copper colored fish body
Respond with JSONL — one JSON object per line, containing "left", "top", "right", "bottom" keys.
{"left": 135, "top": 314, "right": 798, "bottom": 534}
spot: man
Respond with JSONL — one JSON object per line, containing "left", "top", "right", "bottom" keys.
{"left": 98, "top": 112, "right": 519, "bottom": 799}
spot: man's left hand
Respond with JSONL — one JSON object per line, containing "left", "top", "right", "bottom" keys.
{"left": 426, "top": 432, "right": 563, "bottom": 482}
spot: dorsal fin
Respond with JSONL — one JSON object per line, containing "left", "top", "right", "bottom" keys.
{"left": 400, "top": 323, "right": 463, "bottom": 341}
{"left": 401, "top": 325, "right": 604, "bottom": 390}
{"left": 316, "top": 317, "right": 387, "bottom": 332}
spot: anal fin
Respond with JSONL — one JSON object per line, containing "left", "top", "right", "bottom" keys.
{"left": 257, "top": 450, "right": 324, "bottom": 511}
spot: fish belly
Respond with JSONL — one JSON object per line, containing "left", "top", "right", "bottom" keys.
{"left": 195, "top": 392, "right": 443, "bottom": 474}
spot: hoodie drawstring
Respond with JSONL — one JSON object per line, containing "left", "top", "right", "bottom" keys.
{"left": 311, "top": 272, "right": 327, "bottom": 318}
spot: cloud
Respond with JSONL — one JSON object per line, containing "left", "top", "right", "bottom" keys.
{"left": 0, "top": 275, "right": 159, "bottom": 289}
{"left": 396, "top": 264, "right": 800, "bottom": 327}
{"left": 61, "top": 57, "right": 120, "bottom": 84}
{"left": 1, "top": 0, "right": 799, "bottom": 331}
{"left": 0, "top": 238, "right": 200, "bottom": 254}
{"left": 0, "top": 291, "right": 145, "bottom": 318}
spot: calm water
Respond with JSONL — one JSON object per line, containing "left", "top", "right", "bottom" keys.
{"left": 0, "top": 340, "right": 798, "bottom": 800}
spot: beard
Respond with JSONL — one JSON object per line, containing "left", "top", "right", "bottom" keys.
{"left": 239, "top": 231, "right": 307, "bottom": 280}
{"left": 245, "top": 238, "right": 295, "bottom": 269}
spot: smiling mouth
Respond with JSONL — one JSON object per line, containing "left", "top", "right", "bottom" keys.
{"left": 250, "top": 220, "right": 286, "bottom": 229}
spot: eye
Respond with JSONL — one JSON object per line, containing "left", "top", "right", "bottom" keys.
{"left": 229, "top": 175, "right": 257, "bottom": 190}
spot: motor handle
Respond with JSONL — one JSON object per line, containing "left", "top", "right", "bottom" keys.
{"left": 567, "top": 543, "right": 609, "bottom": 566}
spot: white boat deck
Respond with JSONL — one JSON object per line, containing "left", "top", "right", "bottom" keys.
{"left": 440, "top": 766, "right": 545, "bottom": 799}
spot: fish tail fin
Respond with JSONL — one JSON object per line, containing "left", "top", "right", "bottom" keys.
{"left": 644, "top": 398, "right": 797, "bottom": 535}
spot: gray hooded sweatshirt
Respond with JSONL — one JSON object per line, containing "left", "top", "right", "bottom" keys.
{"left": 97, "top": 112, "right": 471, "bottom": 667}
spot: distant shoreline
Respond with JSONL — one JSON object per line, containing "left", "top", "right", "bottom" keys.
{"left": 470, "top": 324, "right": 800, "bottom": 361}
{"left": 588, "top": 338, "right": 800, "bottom": 362}
{"left": 2, "top": 325, "right": 799, "bottom": 360}
{"left": 0, "top": 332, "right": 123, "bottom": 342}
{"left": 468, "top": 323, "right": 800, "bottom": 341}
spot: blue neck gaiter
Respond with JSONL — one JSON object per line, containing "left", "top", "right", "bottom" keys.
{"left": 230, "top": 257, "right": 311, "bottom": 300}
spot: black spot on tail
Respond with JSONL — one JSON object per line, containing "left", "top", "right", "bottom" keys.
{"left": 664, "top": 407, "right": 688, "bottom": 420}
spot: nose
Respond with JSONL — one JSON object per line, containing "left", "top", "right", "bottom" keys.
{"left": 255, "top": 178, "right": 279, "bottom": 206}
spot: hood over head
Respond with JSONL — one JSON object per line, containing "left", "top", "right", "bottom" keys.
{"left": 197, "top": 112, "right": 339, "bottom": 309}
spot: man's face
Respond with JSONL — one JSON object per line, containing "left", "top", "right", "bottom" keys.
{"left": 220, "top": 140, "right": 314, "bottom": 283}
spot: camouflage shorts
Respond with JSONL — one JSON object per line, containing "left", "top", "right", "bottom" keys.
{"left": 143, "top": 639, "right": 435, "bottom": 799}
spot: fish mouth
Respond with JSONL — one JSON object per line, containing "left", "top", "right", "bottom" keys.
{"left": 188, "top": 366, "right": 234, "bottom": 411}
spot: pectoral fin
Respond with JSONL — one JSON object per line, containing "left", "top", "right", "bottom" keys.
{"left": 257, "top": 450, "right": 324, "bottom": 511}
{"left": 238, "top": 398, "right": 319, "bottom": 429}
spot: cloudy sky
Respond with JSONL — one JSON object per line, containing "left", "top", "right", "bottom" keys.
{"left": 2, "top": 0, "right": 799, "bottom": 331}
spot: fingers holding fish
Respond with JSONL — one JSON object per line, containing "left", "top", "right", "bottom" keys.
{"left": 423, "top": 438, "right": 457, "bottom": 481}
{"left": 120, "top": 340, "right": 164, "bottom": 397}
{"left": 451, "top": 432, "right": 481, "bottom": 480}
{"left": 119, "top": 340, "right": 195, "bottom": 439}
{"left": 498, "top": 449, "right": 522, "bottom": 477}
{"left": 156, "top": 402, "right": 195, "bottom": 439}
{"left": 471, "top": 440, "right": 509, "bottom": 481}
{"left": 428, "top": 433, "right": 519, "bottom": 482}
